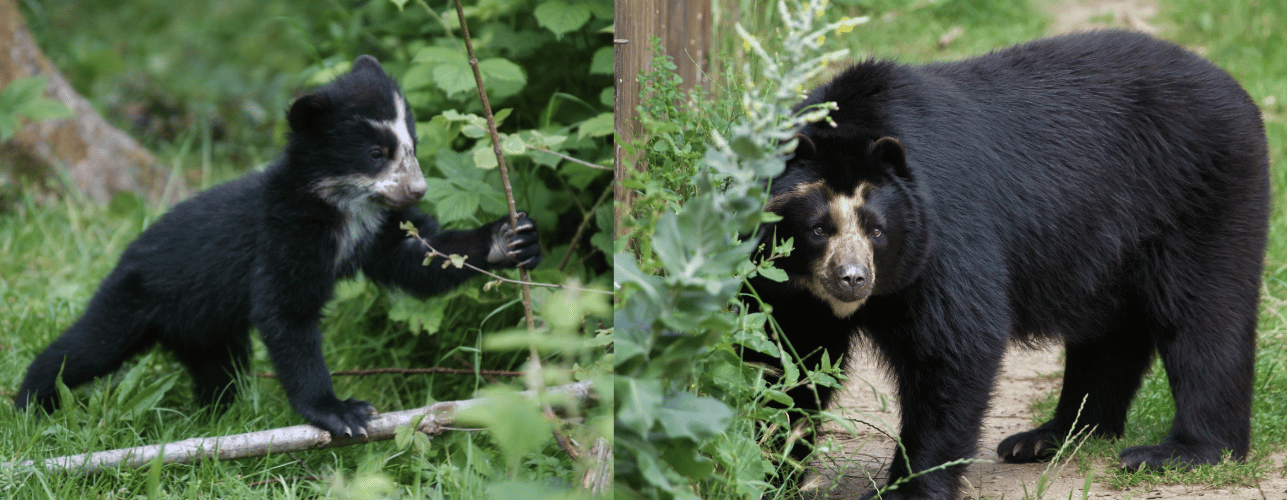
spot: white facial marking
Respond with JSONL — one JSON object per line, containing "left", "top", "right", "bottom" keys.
{"left": 366, "top": 94, "right": 425, "bottom": 202}
{"left": 311, "top": 175, "right": 387, "bottom": 271}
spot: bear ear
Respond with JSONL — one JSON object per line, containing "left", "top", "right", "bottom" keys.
{"left": 871, "top": 136, "right": 911, "bottom": 180}
{"left": 790, "top": 133, "right": 817, "bottom": 160}
{"left": 352, "top": 55, "right": 386, "bottom": 76}
{"left": 287, "top": 93, "right": 334, "bottom": 132}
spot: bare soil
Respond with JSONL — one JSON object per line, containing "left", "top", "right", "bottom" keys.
{"left": 805, "top": 344, "right": 1286, "bottom": 499}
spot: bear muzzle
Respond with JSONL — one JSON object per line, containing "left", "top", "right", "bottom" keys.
{"left": 822, "top": 262, "right": 874, "bottom": 303}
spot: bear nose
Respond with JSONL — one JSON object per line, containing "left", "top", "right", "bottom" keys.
{"left": 406, "top": 183, "right": 426, "bottom": 202}
{"left": 836, "top": 264, "right": 868, "bottom": 289}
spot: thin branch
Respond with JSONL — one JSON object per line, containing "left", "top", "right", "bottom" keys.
{"left": 450, "top": 0, "right": 536, "bottom": 332}
{"left": 405, "top": 229, "right": 610, "bottom": 295}
{"left": 2, "top": 381, "right": 595, "bottom": 475}
{"left": 256, "top": 367, "right": 523, "bottom": 379}
{"left": 450, "top": 1, "right": 602, "bottom": 487}
{"left": 559, "top": 185, "right": 612, "bottom": 272}
{"left": 248, "top": 476, "right": 321, "bottom": 488}
{"left": 527, "top": 145, "right": 611, "bottom": 171}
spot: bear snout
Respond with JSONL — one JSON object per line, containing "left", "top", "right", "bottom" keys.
{"left": 825, "top": 262, "right": 873, "bottom": 302}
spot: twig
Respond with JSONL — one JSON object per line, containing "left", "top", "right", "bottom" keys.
{"left": 527, "top": 145, "right": 611, "bottom": 171}
{"left": 450, "top": 0, "right": 535, "bottom": 331}
{"left": 2, "top": 381, "right": 595, "bottom": 475}
{"left": 451, "top": 0, "right": 592, "bottom": 481}
{"left": 405, "top": 229, "right": 610, "bottom": 295}
{"left": 581, "top": 437, "right": 612, "bottom": 494}
{"left": 559, "top": 185, "right": 612, "bottom": 272}
{"left": 256, "top": 367, "right": 523, "bottom": 379}
{"left": 248, "top": 476, "right": 321, "bottom": 488}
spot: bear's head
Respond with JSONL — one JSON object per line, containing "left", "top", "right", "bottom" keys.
{"left": 762, "top": 132, "right": 931, "bottom": 318}
{"left": 286, "top": 55, "right": 427, "bottom": 211}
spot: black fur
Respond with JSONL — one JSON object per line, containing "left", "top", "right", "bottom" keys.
{"left": 15, "top": 56, "right": 542, "bottom": 438}
{"left": 749, "top": 31, "right": 1268, "bottom": 499}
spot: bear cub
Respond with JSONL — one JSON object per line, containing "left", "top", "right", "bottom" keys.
{"left": 15, "top": 56, "right": 541, "bottom": 438}
{"left": 749, "top": 30, "right": 1268, "bottom": 499}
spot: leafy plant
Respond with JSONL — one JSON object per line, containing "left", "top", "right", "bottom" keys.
{"left": 0, "top": 76, "right": 72, "bottom": 141}
{"left": 614, "top": 1, "right": 864, "bottom": 498}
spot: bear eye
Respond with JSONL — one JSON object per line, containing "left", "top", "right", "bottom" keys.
{"left": 369, "top": 147, "right": 385, "bottom": 161}
{"left": 812, "top": 225, "right": 826, "bottom": 236}
{"left": 871, "top": 227, "right": 883, "bottom": 238}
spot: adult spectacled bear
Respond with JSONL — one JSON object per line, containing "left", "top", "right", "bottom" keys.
{"left": 15, "top": 56, "right": 542, "bottom": 439}
{"left": 748, "top": 30, "right": 1268, "bottom": 499}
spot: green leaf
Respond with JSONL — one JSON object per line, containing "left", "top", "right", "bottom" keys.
{"left": 386, "top": 295, "right": 447, "bottom": 335}
{"left": 661, "top": 445, "right": 716, "bottom": 480}
{"left": 592, "top": 201, "right": 613, "bottom": 256}
{"left": 472, "top": 147, "right": 499, "bottom": 170}
{"left": 118, "top": 364, "right": 179, "bottom": 420}
{"left": 589, "top": 46, "right": 613, "bottom": 75}
{"left": 455, "top": 388, "right": 553, "bottom": 467}
{"left": 413, "top": 46, "right": 466, "bottom": 65}
{"left": 108, "top": 191, "right": 144, "bottom": 218}
{"left": 534, "top": 1, "right": 592, "bottom": 39}
{"left": 656, "top": 391, "right": 733, "bottom": 441}
{"left": 615, "top": 376, "right": 662, "bottom": 435}
{"left": 436, "top": 189, "right": 483, "bottom": 224}
{"left": 16, "top": 99, "right": 71, "bottom": 122}
{"left": 401, "top": 63, "right": 435, "bottom": 91}
{"left": 577, "top": 112, "right": 614, "bottom": 140}
{"left": 0, "top": 116, "right": 16, "bottom": 142}
{"left": 501, "top": 134, "right": 526, "bottom": 155}
{"left": 479, "top": 58, "right": 527, "bottom": 99}
{"left": 757, "top": 266, "right": 788, "bottom": 282}
{"left": 433, "top": 62, "right": 475, "bottom": 98}
{"left": 478, "top": 58, "right": 525, "bottom": 83}
{"left": 729, "top": 134, "right": 764, "bottom": 160}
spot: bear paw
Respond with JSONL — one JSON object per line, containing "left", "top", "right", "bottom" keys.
{"left": 298, "top": 397, "right": 378, "bottom": 439}
{"left": 997, "top": 425, "right": 1063, "bottom": 463}
{"left": 487, "top": 212, "right": 541, "bottom": 269}
{"left": 1119, "top": 443, "right": 1221, "bottom": 472}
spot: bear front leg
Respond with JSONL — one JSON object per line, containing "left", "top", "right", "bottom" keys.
{"left": 250, "top": 249, "right": 376, "bottom": 438}
{"left": 256, "top": 315, "right": 376, "bottom": 438}
{"left": 863, "top": 325, "right": 1005, "bottom": 500}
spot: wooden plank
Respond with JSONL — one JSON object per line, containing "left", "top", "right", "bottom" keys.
{"left": 613, "top": 0, "right": 712, "bottom": 237}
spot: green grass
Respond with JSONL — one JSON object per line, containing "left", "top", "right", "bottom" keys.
{"left": 718, "top": 0, "right": 1287, "bottom": 495}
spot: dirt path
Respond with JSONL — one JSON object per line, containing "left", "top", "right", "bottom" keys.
{"left": 807, "top": 344, "right": 1286, "bottom": 499}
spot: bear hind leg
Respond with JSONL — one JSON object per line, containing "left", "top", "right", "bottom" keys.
{"left": 16, "top": 316, "right": 158, "bottom": 413}
{"left": 162, "top": 328, "right": 252, "bottom": 411}
{"left": 998, "top": 317, "right": 1154, "bottom": 463}
{"left": 1119, "top": 309, "right": 1255, "bottom": 470}
{"left": 1116, "top": 235, "right": 1259, "bottom": 471}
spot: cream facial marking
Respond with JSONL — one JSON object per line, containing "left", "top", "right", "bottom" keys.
{"left": 804, "top": 183, "right": 877, "bottom": 318}
{"left": 766, "top": 180, "right": 825, "bottom": 213}
{"left": 366, "top": 94, "right": 426, "bottom": 207}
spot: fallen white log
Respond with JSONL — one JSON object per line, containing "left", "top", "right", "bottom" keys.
{"left": 4, "top": 380, "right": 596, "bottom": 475}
